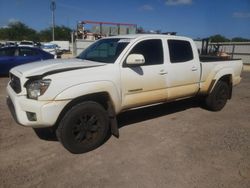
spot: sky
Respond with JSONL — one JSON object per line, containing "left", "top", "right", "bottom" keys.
{"left": 0, "top": 0, "right": 250, "bottom": 39}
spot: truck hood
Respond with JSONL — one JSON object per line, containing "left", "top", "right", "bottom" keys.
{"left": 11, "top": 58, "right": 106, "bottom": 78}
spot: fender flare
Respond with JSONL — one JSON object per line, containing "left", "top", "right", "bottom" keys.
{"left": 54, "top": 80, "right": 121, "bottom": 113}
{"left": 208, "top": 68, "right": 233, "bottom": 94}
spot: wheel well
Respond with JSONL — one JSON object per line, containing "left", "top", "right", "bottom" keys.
{"left": 218, "top": 74, "right": 233, "bottom": 98}
{"left": 219, "top": 75, "right": 232, "bottom": 85}
{"left": 53, "top": 92, "right": 112, "bottom": 129}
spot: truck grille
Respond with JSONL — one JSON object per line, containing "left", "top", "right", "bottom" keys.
{"left": 10, "top": 74, "right": 21, "bottom": 94}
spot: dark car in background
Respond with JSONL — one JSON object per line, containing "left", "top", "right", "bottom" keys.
{"left": 0, "top": 46, "right": 54, "bottom": 75}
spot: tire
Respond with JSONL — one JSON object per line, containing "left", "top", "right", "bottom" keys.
{"left": 204, "top": 81, "right": 230, "bottom": 111}
{"left": 56, "top": 101, "right": 109, "bottom": 154}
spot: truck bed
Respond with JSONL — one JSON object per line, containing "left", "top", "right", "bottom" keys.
{"left": 199, "top": 58, "right": 243, "bottom": 94}
{"left": 199, "top": 55, "right": 241, "bottom": 62}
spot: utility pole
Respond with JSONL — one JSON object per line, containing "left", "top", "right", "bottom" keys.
{"left": 50, "top": 0, "right": 56, "bottom": 41}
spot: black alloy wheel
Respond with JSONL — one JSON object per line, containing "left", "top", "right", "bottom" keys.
{"left": 57, "top": 101, "right": 109, "bottom": 154}
{"left": 205, "top": 81, "right": 230, "bottom": 111}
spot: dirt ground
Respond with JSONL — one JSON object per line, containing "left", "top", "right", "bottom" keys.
{"left": 0, "top": 70, "right": 250, "bottom": 188}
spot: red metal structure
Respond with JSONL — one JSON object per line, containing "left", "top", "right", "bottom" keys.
{"left": 82, "top": 20, "right": 137, "bottom": 27}
{"left": 80, "top": 20, "right": 137, "bottom": 37}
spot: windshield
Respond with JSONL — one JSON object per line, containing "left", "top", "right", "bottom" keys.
{"left": 77, "top": 38, "right": 129, "bottom": 63}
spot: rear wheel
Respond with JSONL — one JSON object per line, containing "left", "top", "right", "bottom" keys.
{"left": 56, "top": 101, "right": 109, "bottom": 154}
{"left": 204, "top": 81, "right": 230, "bottom": 111}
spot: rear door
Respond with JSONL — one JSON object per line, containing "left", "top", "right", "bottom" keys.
{"left": 165, "top": 39, "right": 201, "bottom": 100}
{"left": 16, "top": 47, "right": 42, "bottom": 65}
{"left": 121, "top": 39, "right": 168, "bottom": 109}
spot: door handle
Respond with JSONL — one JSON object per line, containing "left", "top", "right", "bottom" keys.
{"left": 191, "top": 67, "right": 198, "bottom": 71}
{"left": 159, "top": 69, "right": 168, "bottom": 75}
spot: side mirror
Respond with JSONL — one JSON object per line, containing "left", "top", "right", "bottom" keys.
{"left": 126, "top": 54, "right": 145, "bottom": 65}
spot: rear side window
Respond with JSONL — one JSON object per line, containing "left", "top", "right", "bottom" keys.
{"left": 18, "top": 48, "right": 38, "bottom": 56}
{"left": 168, "top": 40, "right": 193, "bottom": 63}
{"left": 0, "top": 48, "right": 16, "bottom": 56}
{"left": 129, "top": 39, "right": 163, "bottom": 65}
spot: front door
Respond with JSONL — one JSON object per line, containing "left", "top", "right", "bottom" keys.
{"left": 121, "top": 39, "right": 168, "bottom": 109}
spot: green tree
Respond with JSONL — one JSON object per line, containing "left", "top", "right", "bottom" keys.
{"left": 231, "top": 37, "right": 250, "bottom": 42}
{"left": 0, "top": 27, "right": 9, "bottom": 40}
{"left": 54, "top": 25, "right": 72, "bottom": 41}
{"left": 0, "top": 21, "right": 72, "bottom": 42}
{"left": 38, "top": 25, "right": 72, "bottom": 42}
{"left": 209, "top": 34, "right": 230, "bottom": 42}
{"left": 0, "top": 21, "right": 38, "bottom": 41}
{"left": 38, "top": 28, "right": 52, "bottom": 42}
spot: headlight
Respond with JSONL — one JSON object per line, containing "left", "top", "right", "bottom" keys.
{"left": 26, "top": 79, "right": 51, "bottom": 99}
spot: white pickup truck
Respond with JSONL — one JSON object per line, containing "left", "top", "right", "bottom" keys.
{"left": 7, "top": 34, "right": 243, "bottom": 153}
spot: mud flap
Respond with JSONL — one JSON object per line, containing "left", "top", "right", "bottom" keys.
{"left": 107, "top": 101, "right": 119, "bottom": 138}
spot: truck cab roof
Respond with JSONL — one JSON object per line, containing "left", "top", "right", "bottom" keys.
{"left": 108, "top": 34, "right": 192, "bottom": 41}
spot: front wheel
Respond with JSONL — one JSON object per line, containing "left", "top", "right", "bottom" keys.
{"left": 204, "top": 81, "right": 230, "bottom": 111}
{"left": 56, "top": 101, "right": 109, "bottom": 154}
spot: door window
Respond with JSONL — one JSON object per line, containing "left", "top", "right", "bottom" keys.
{"left": 168, "top": 40, "right": 193, "bottom": 63}
{"left": 80, "top": 38, "right": 129, "bottom": 63}
{"left": 128, "top": 39, "right": 163, "bottom": 65}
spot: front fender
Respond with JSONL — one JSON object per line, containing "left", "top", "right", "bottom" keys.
{"left": 54, "top": 81, "right": 121, "bottom": 113}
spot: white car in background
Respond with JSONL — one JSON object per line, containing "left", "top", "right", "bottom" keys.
{"left": 19, "top": 41, "right": 35, "bottom": 47}
{"left": 41, "top": 43, "right": 62, "bottom": 58}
